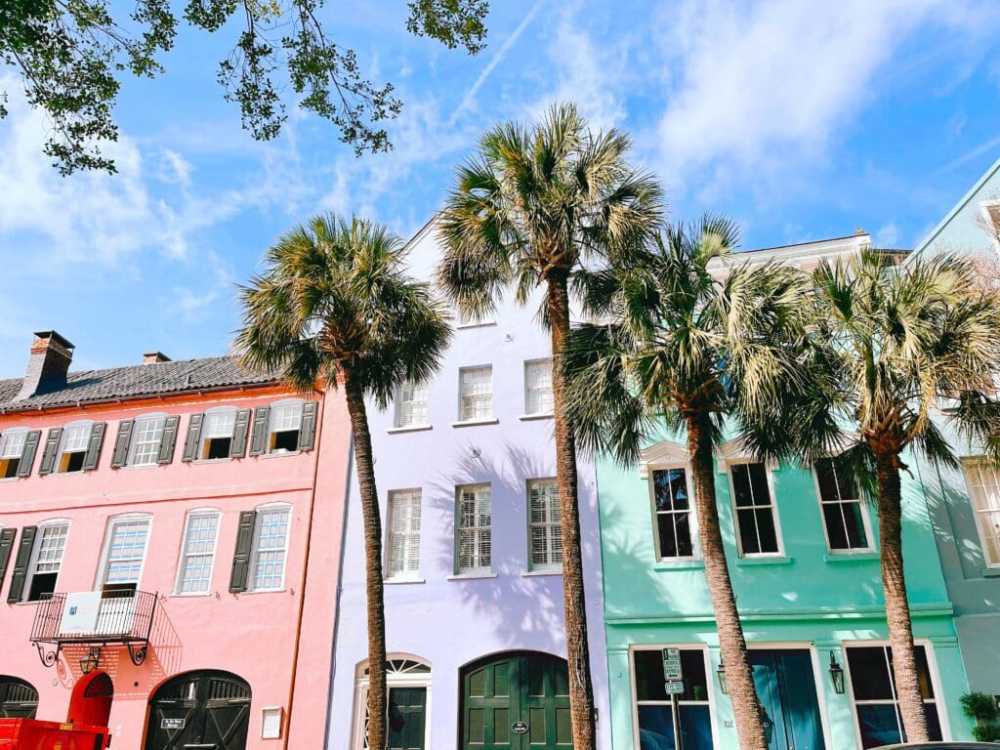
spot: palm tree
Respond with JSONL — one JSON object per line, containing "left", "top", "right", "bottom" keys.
{"left": 563, "top": 217, "right": 813, "bottom": 750}
{"left": 236, "top": 214, "right": 451, "bottom": 750}
{"left": 437, "top": 102, "right": 663, "bottom": 748}
{"left": 787, "top": 248, "right": 1000, "bottom": 743}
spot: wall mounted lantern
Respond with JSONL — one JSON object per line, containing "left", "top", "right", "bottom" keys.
{"left": 80, "top": 647, "right": 101, "bottom": 675}
{"left": 829, "top": 651, "right": 846, "bottom": 694}
{"left": 716, "top": 659, "right": 728, "bottom": 695}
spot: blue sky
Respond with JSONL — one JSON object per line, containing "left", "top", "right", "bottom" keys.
{"left": 1, "top": 0, "right": 999, "bottom": 375}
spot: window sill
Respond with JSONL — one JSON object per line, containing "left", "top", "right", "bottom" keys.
{"left": 385, "top": 577, "right": 426, "bottom": 585}
{"left": 823, "top": 552, "right": 878, "bottom": 563}
{"left": 168, "top": 591, "right": 214, "bottom": 598}
{"left": 191, "top": 458, "right": 233, "bottom": 465}
{"left": 653, "top": 560, "right": 704, "bottom": 571}
{"left": 451, "top": 418, "right": 499, "bottom": 428}
{"left": 522, "top": 569, "right": 562, "bottom": 578}
{"left": 237, "top": 588, "right": 287, "bottom": 595}
{"left": 736, "top": 556, "right": 793, "bottom": 567}
{"left": 387, "top": 425, "right": 433, "bottom": 434}
{"left": 260, "top": 450, "right": 301, "bottom": 459}
{"left": 447, "top": 572, "right": 498, "bottom": 580}
{"left": 981, "top": 567, "right": 1000, "bottom": 578}
{"left": 456, "top": 321, "right": 497, "bottom": 330}
{"left": 519, "top": 413, "right": 554, "bottom": 421}
{"left": 119, "top": 463, "right": 160, "bottom": 471}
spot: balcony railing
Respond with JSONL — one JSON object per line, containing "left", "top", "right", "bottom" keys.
{"left": 29, "top": 588, "right": 157, "bottom": 667}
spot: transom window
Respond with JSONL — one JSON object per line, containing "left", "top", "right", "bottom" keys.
{"left": 528, "top": 479, "right": 562, "bottom": 570}
{"left": 395, "top": 381, "right": 429, "bottom": 428}
{"left": 524, "top": 359, "right": 554, "bottom": 416}
{"left": 176, "top": 510, "right": 220, "bottom": 594}
{"left": 101, "top": 517, "right": 151, "bottom": 590}
{"left": 250, "top": 506, "right": 290, "bottom": 591}
{"left": 201, "top": 408, "right": 236, "bottom": 459}
{"left": 730, "top": 463, "right": 781, "bottom": 556}
{"left": 0, "top": 429, "right": 28, "bottom": 478}
{"left": 128, "top": 415, "right": 166, "bottom": 466}
{"left": 961, "top": 460, "right": 1000, "bottom": 567}
{"left": 846, "top": 644, "right": 942, "bottom": 748}
{"left": 815, "top": 455, "right": 872, "bottom": 552}
{"left": 456, "top": 484, "right": 491, "bottom": 573}
{"left": 458, "top": 366, "right": 493, "bottom": 422}
{"left": 651, "top": 468, "right": 695, "bottom": 559}
{"left": 25, "top": 522, "right": 69, "bottom": 601}
{"left": 386, "top": 490, "right": 421, "bottom": 580}
{"left": 59, "top": 422, "right": 92, "bottom": 473}
{"left": 268, "top": 400, "right": 303, "bottom": 453}
{"left": 632, "top": 648, "right": 714, "bottom": 749}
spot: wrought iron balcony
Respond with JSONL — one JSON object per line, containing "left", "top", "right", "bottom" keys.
{"left": 29, "top": 588, "right": 157, "bottom": 668}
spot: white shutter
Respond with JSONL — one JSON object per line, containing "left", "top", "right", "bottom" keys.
{"left": 387, "top": 490, "right": 422, "bottom": 578}
{"left": 964, "top": 462, "right": 1000, "bottom": 566}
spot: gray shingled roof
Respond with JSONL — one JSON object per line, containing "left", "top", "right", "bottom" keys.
{"left": 0, "top": 356, "right": 280, "bottom": 413}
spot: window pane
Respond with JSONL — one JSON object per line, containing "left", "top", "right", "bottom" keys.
{"left": 737, "top": 509, "right": 761, "bottom": 554}
{"left": 964, "top": 462, "right": 1000, "bottom": 565}
{"left": 857, "top": 704, "right": 901, "bottom": 749}
{"left": 459, "top": 367, "right": 493, "bottom": 421}
{"left": 178, "top": 512, "right": 219, "bottom": 593}
{"left": 658, "top": 514, "right": 679, "bottom": 558}
{"left": 34, "top": 524, "right": 68, "bottom": 573}
{"left": 754, "top": 508, "right": 779, "bottom": 553}
{"left": 654, "top": 469, "right": 689, "bottom": 511}
{"left": 62, "top": 423, "right": 91, "bottom": 453}
{"left": 924, "top": 703, "right": 943, "bottom": 741}
{"left": 634, "top": 650, "right": 666, "bottom": 701}
{"left": 252, "top": 508, "right": 289, "bottom": 589}
{"left": 525, "top": 360, "right": 554, "bottom": 415}
{"left": 0, "top": 430, "right": 27, "bottom": 459}
{"left": 457, "top": 485, "right": 491, "bottom": 571}
{"left": 387, "top": 491, "right": 421, "bottom": 577}
{"left": 843, "top": 501, "right": 870, "bottom": 549}
{"left": 270, "top": 402, "right": 303, "bottom": 432}
{"left": 129, "top": 416, "right": 166, "bottom": 465}
{"left": 823, "top": 504, "right": 850, "bottom": 550}
{"left": 203, "top": 410, "right": 236, "bottom": 438}
{"left": 674, "top": 512, "right": 693, "bottom": 557}
{"left": 528, "top": 479, "right": 561, "bottom": 567}
{"left": 847, "top": 647, "right": 894, "bottom": 700}
{"left": 732, "top": 464, "right": 754, "bottom": 507}
{"left": 396, "top": 382, "right": 429, "bottom": 427}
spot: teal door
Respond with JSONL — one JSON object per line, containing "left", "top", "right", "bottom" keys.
{"left": 388, "top": 687, "right": 426, "bottom": 750}
{"left": 750, "top": 650, "right": 826, "bottom": 750}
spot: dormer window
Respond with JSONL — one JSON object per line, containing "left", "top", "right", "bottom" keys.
{"left": 58, "top": 421, "right": 93, "bottom": 473}
{"left": 268, "top": 400, "right": 304, "bottom": 453}
{"left": 0, "top": 429, "right": 28, "bottom": 478}
{"left": 201, "top": 409, "right": 237, "bottom": 459}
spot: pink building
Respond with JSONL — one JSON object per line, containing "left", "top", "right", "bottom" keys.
{"left": 0, "top": 331, "right": 350, "bottom": 750}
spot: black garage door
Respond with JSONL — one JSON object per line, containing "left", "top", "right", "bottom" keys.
{"left": 145, "top": 670, "right": 251, "bottom": 750}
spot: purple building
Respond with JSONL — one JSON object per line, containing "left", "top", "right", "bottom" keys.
{"left": 326, "top": 218, "right": 611, "bottom": 748}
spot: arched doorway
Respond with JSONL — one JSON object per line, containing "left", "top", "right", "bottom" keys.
{"left": 460, "top": 652, "right": 571, "bottom": 750}
{"left": 68, "top": 670, "right": 113, "bottom": 726}
{"left": 0, "top": 676, "right": 38, "bottom": 719}
{"left": 144, "top": 670, "right": 251, "bottom": 750}
{"left": 353, "top": 656, "right": 431, "bottom": 749}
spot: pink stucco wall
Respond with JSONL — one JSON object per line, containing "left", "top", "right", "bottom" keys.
{"left": 0, "top": 384, "right": 350, "bottom": 749}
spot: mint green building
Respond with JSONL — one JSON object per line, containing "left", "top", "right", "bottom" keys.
{"left": 597, "top": 235, "right": 975, "bottom": 750}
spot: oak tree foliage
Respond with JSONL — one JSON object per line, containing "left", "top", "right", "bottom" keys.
{"left": 0, "top": 0, "right": 489, "bottom": 175}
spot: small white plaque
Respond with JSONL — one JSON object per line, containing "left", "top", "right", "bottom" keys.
{"left": 59, "top": 591, "right": 102, "bottom": 634}
{"left": 261, "top": 706, "right": 283, "bottom": 740}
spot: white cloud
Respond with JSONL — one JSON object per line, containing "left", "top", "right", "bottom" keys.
{"left": 875, "top": 222, "right": 900, "bottom": 247}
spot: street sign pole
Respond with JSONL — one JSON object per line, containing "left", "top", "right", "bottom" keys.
{"left": 671, "top": 691, "right": 683, "bottom": 750}
{"left": 661, "top": 648, "right": 685, "bottom": 750}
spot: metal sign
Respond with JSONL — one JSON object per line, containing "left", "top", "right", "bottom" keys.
{"left": 662, "top": 647, "right": 683, "bottom": 681}
{"left": 511, "top": 721, "right": 528, "bottom": 735}
{"left": 663, "top": 680, "right": 685, "bottom": 695}
{"left": 161, "top": 717, "right": 186, "bottom": 730}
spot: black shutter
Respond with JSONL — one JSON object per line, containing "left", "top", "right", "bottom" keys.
{"left": 82, "top": 422, "right": 106, "bottom": 471}
{"left": 248, "top": 407, "right": 270, "bottom": 457}
{"left": 158, "top": 415, "right": 181, "bottom": 465}
{"left": 16, "top": 430, "right": 41, "bottom": 478}
{"left": 0, "top": 528, "right": 15, "bottom": 591}
{"left": 229, "top": 409, "right": 252, "bottom": 458}
{"left": 299, "top": 401, "right": 318, "bottom": 451}
{"left": 7, "top": 526, "right": 37, "bottom": 603}
{"left": 229, "top": 511, "right": 258, "bottom": 593}
{"left": 182, "top": 414, "right": 205, "bottom": 462}
{"left": 110, "top": 419, "right": 135, "bottom": 468}
{"left": 38, "top": 428, "right": 63, "bottom": 476}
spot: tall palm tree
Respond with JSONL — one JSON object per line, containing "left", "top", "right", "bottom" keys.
{"left": 236, "top": 214, "right": 451, "bottom": 750}
{"left": 787, "top": 248, "right": 1000, "bottom": 743}
{"left": 437, "top": 102, "right": 663, "bottom": 748}
{"left": 563, "top": 217, "right": 813, "bottom": 750}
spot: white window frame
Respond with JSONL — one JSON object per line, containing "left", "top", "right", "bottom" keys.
{"left": 385, "top": 489, "right": 422, "bottom": 581}
{"left": 96, "top": 514, "right": 152, "bottom": 588}
{"left": 812, "top": 456, "right": 875, "bottom": 555}
{"left": 200, "top": 406, "right": 237, "bottom": 459}
{"left": 628, "top": 644, "right": 718, "bottom": 750}
{"left": 726, "top": 462, "right": 784, "bottom": 558}
{"left": 455, "top": 306, "right": 495, "bottom": 329}
{"left": 23, "top": 519, "right": 71, "bottom": 601}
{"left": 0, "top": 427, "right": 29, "bottom": 478}
{"left": 58, "top": 420, "right": 93, "bottom": 472}
{"left": 352, "top": 654, "right": 432, "bottom": 750}
{"left": 961, "top": 458, "right": 1000, "bottom": 569}
{"left": 523, "top": 358, "right": 554, "bottom": 417}
{"left": 526, "top": 478, "right": 562, "bottom": 572}
{"left": 456, "top": 365, "right": 494, "bottom": 423}
{"left": 455, "top": 483, "right": 492, "bottom": 575}
{"left": 393, "top": 381, "right": 430, "bottom": 430}
{"left": 268, "top": 398, "right": 304, "bottom": 454}
{"left": 842, "top": 639, "right": 950, "bottom": 748}
{"left": 127, "top": 413, "right": 167, "bottom": 467}
{"left": 248, "top": 503, "right": 292, "bottom": 592}
{"left": 647, "top": 463, "right": 699, "bottom": 561}
{"left": 173, "top": 508, "right": 221, "bottom": 595}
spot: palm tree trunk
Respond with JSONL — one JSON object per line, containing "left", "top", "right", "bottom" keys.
{"left": 546, "top": 271, "right": 597, "bottom": 750}
{"left": 686, "top": 411, "right": 768, "bottom": 750}
{"left": 875, "top": 450, "right": 929, "bottom": 743}
{"left": 345, "top": 374, "right": 388, "bottom": 750}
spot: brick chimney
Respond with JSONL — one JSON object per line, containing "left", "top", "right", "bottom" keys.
{"left": 15, "top": 331, "right": 74, "bottom": 400}
{"left": 143, "top": 351, "right": 171, "bottom": 365}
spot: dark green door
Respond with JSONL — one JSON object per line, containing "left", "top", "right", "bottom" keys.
{"left": 750, "top": 650, "right": 826, "bottom": 750}
{"left": 388, "top": 687, "right": 426, "bottom": 750}
{"left": 461, "top": 652, "right": 572, "bottom": 750}
{"left": 145, "top": 670, "right": 251, "bottom": 750}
